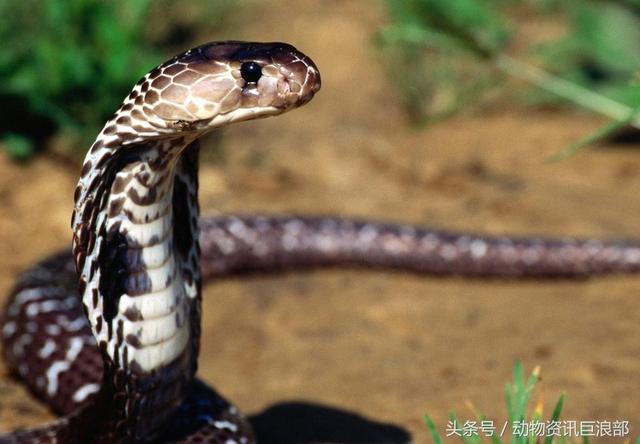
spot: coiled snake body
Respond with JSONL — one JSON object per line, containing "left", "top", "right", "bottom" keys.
{"left": 1, "top": 41, "right": 640, "bottom": 443}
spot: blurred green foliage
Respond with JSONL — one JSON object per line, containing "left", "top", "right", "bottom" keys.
{"left": 377, "top": 0, "right": 640, "bottom": 128}
{"left": 0, "top": 0, "right": 237, "bottom": 159}
{"left": 533, "top": 1, "right": 640, "bottom": 106}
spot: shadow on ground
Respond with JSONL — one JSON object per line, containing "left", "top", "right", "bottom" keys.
{"left": 250, "top": 402, "right": 411, "bottom": 444}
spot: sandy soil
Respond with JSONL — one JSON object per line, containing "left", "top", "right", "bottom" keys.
{"left": 1, "top": 1, "right": 639, "bottom": 442}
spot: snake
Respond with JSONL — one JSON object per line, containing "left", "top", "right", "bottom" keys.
{"left": 1, "top": 40, "right": 640, "bottom": 443}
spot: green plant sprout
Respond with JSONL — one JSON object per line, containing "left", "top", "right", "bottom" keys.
{"left": 424, "top": 362, "right": 636, "bottom": 444}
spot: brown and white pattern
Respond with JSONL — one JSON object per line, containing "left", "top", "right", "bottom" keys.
{"left": 199, "top": 215, "right": 640, "bottom": 278}
{"left": 2, "top": 41, "right": 320, "bottom": 444}
{"left": 68, "top": 42, "right": 319, "bottom": 442}
{"left": 2, "top": 40, "right": 640, "bottom": 444}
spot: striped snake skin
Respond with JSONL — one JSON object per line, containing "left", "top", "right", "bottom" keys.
{"left": 2, "top": 41, "right": 640, "bottom": 443}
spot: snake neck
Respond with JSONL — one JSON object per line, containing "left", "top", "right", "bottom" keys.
{"left": 72, "top": 137, "right": 202, "bottom": 441}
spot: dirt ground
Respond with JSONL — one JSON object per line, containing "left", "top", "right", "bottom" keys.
{"left": 1, "top": 1, "right": 639, "bottom": 442}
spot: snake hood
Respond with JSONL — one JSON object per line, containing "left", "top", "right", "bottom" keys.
{"left": 72, "top": 41, "right": 321, "bottom": 277}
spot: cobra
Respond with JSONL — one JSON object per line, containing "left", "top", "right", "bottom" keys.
{"left": 1, "top": 41, "right": 640, "bottom": 443}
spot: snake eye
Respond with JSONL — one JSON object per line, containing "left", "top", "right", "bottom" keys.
{"left": 240, "top": 62, "right": 262, "bottom": 83}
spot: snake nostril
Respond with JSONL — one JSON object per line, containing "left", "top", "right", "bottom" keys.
{"left": 240, "top": 62, "right": 262, "bottom": 83}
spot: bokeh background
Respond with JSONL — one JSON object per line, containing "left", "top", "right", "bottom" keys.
{"left": 0, "top": 0, "right": 639, "bottom": 442}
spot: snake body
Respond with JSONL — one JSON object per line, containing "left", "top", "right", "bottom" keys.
{"left": 1, "top": 41, "right": 640, "bottom": 443}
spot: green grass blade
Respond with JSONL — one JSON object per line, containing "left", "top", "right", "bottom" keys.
{"left": 543, "top": 394, "right": 565, "bottom": 444}
{"left": 547, "top": 108, "right": 640, "bottom": 161}
{"left": 423, "top": 415, "right": 444, "bottom": 444}
{"left": 550, "top": 394, "right": 565, "bottom": 422}
{"left": 496, "top": 54, "right": 640, "bottom": 128}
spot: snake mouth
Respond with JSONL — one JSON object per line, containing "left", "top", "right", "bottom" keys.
{"left": 276, "top": 57, "right": 321, "bottom": 109}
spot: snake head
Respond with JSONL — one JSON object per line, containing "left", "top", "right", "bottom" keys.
{"left": 136, "top": 41, "right": 321, "bottom": 131}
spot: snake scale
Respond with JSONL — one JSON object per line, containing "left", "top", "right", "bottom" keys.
{"left": 1, "top": 41, "right": 640, "bottom": 443}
